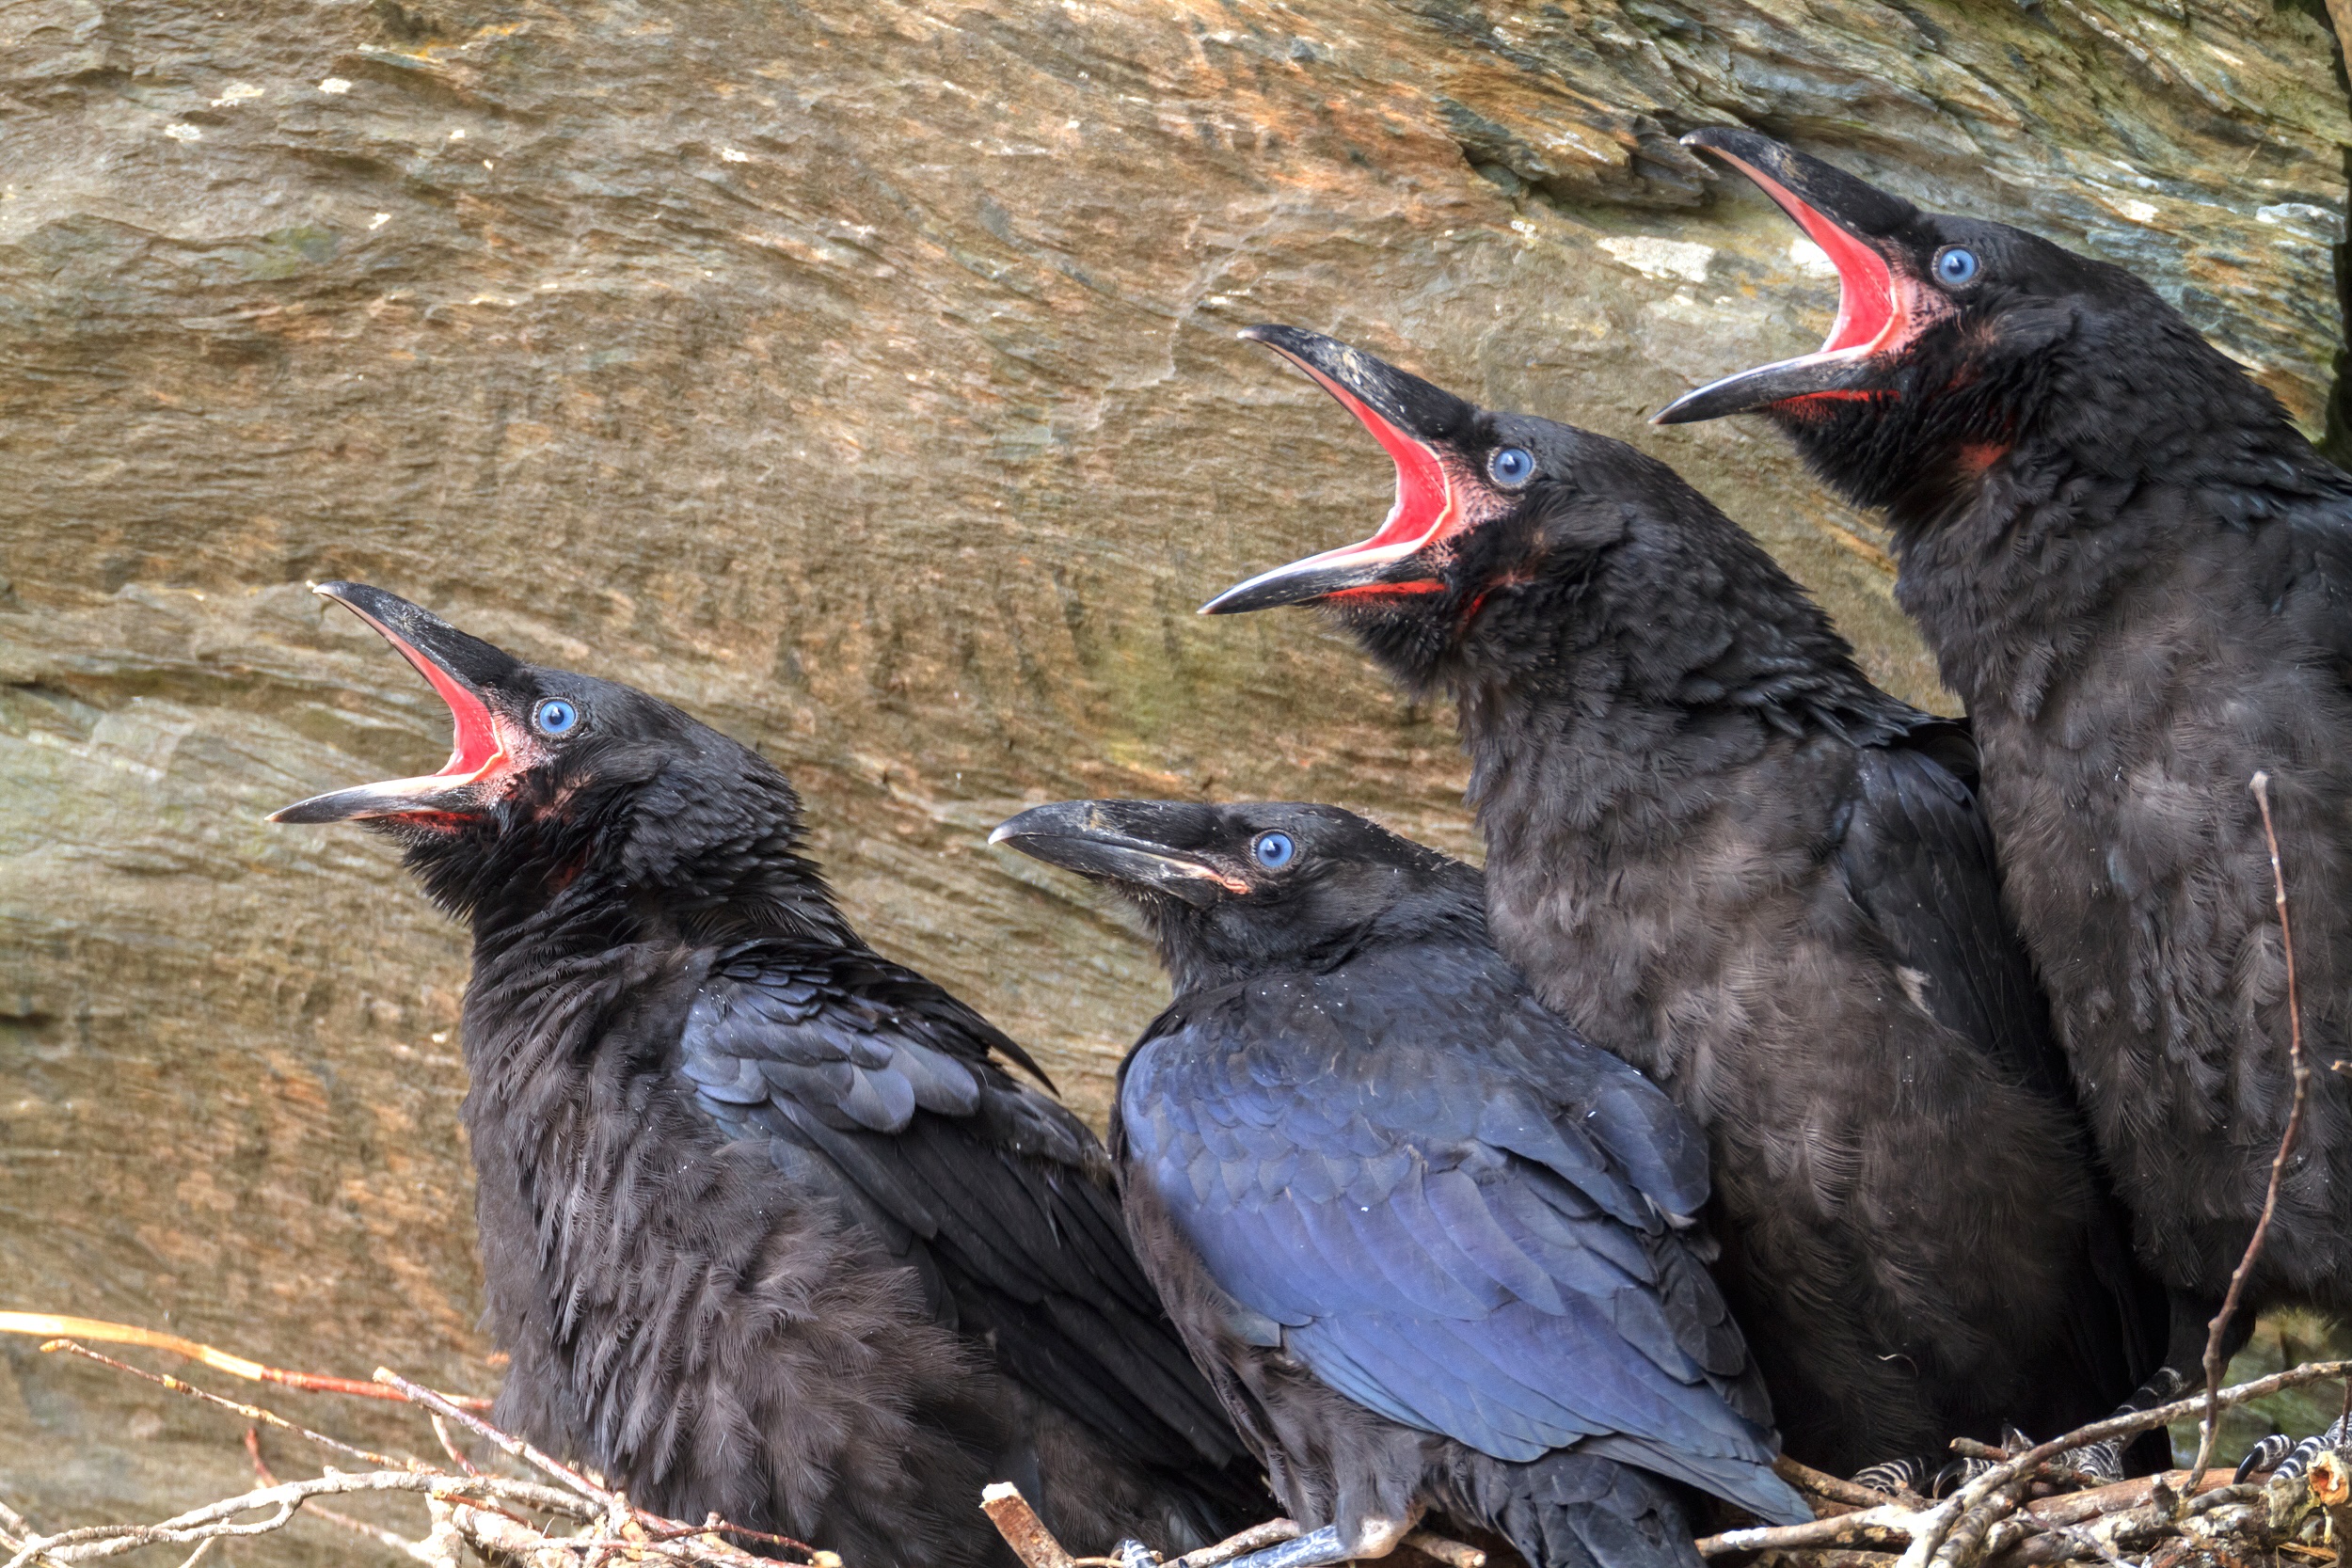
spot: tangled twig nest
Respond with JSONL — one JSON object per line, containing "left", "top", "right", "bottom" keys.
{"left": 0, "top": 1323, "right": 2343, "bottom": 1568}
{"left": 1703, "top": 1364, "right": 2352, "bottom": 1568}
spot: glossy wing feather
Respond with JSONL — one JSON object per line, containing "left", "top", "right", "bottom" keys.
{"left": 1836, "top": 731, "right": 2169, "bottom": 1402}
{"left": 679, "top": 939, "right": 1251, "bottom": 1483}
{"left": 1838, "top": 732, "right": 2066, "bottom": 1096}
{"left": 1121, "top": 944, "right": 1805, "bottom": 1525}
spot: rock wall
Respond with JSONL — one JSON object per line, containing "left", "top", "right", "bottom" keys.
{"left": 2, "top": 0, "right": 2346, "bottom": 1554}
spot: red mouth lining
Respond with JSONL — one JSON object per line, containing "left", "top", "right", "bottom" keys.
{"left": 1274, "top": 351, "right": 1456, "bottom": 562}
{"left": 336, "top": 600, "right": 508, "bottom": 785}
{"left": 1714, "top": 150, "right": 1899, "bottom": 356}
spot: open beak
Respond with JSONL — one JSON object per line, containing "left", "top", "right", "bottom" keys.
{"left": 270, "top": 583, "right": 527, "bottom": 825}
{"left": 1200, "top": 325, "right": 1477, "bottom": 614}
{"left": 990, "top": 800, "right": 1250, "bottom": 907}
{"left": 1653, "top": 128, "right": 1929, "bottom": 425}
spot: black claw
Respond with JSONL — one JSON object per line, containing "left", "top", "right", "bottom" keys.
{"left": 2235, "top": 1433, "right": 2293, "bottom": 1483}
{"left": 1932, "top": 1457, "right": 1992, "bottom": 1497}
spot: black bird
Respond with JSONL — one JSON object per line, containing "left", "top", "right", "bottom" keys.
{"left": 270, "top": 583, "right": 1265, "bottom": 1566}
{"left": 1198, "top": 329, "right": 2169, "bottom": 1477}
{"left": 1656, "top": 129, "right": 2352, "bottom": 1352}
{"left": 991, "top": 799, "right": 1810, "bottom": 1568}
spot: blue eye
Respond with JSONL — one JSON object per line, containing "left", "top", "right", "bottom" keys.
{"left": 534, "top": 698, "right": 579, "bottom": 736}
{"left": 1935, "top": 247, "right": 1979, "bottom": 285}
{"left": 1252, "top": 832, "right": 1295, "bottom": 870}
{"left": 1488, "top": 446, "right": 1534, "bottom": 486}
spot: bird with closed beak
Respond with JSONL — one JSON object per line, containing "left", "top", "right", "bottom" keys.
{"left": 993, "top": 798, "right": 1809, "bottom": 1568}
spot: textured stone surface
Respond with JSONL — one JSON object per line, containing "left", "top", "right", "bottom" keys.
{"left": 2, "top": 0, "right": 2346, "bottom": 1556}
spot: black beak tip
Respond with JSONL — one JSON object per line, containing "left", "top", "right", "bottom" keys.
{"left": 266, "top": 794, "right": 335, "bottom": 826}
{"left": 1678, "top": 125, "right": 1773, "bottom": 164}
{"left": 991, "top": 800, "right": 1091, "bottom": 847}
{"left": 1679, "top": 125, "right": 1735, "bottom": 151}
{"left": 1197, "top": 578, "right": 1304, "bottom": 617}
{"left": 1236, "top": 323, "right": 1327, "bottom": 363}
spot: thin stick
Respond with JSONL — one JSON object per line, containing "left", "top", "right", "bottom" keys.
{"left": 1698, "top": 1503, "right": 1919, "bottom": 1557}
{"left": 0, "top": 1501, "right": 56, "bottom": 1568}
{"left": 40, "top": 1341, "right": 414, "bottom": 1472}
{"left": 1168, "top": 1518, "right": 1301, "bottom": 1568}
{"left": 2187, "top": 771, "right": 2312, "bottom": 1489}
{"left": 428, "top": 1414, "right": 483, "bottom": 1477}
{"left": 1930, "top": 1462, "right": 2038, "bottom": 1568}
{"left": 1399, "top": 1529, "right": 1486, "bottom": 1568}
{"left": 376, "top": 1368, "right": 818, "bottom": 1564}
{"left": 243, "top": 1429, "right": 427, "bottom": 1559}
{"left": 1700, "top": 1360, "right": 2351, "bottom": 1561}
{"left": 1, "top": 1316, "right": 487, "bottom": 1410}
{"left": 1780, "top": 1453, "right": 1920, "bottom": 1508}
{"left": 1, "top": 1471, "right": 596, "bottom": 1568}
{"left": 375, "top": 1368, "right": 612, "bottom": 1508}
{"left": 1947, "top": 1438, "right": 2106, "bottom": 1494}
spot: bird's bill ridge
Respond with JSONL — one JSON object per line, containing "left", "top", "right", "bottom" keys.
{"left": 269, "top": 582, "right": 526, "bottom": 824}
{"left": 1200, "top": 325, "right": 1466, "bottom": 614}
{"left": 990, "top": 800, "right": 1249, "bottom": 906}
{"left": 1653, "top": 127, "right": 1923, "bottom": 425}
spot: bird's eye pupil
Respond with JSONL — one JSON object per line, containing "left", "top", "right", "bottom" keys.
{"left": 534, "top": 699, "right": 578, "bottom": 736}
{"left": 1253, "top": 832, "right": 1295, "bottom": 869}
{"left": 1936, "top": 247, "right": 1979, "bottom": 284}
{"left": 1488, "top": 447, "right": 1534, "bottom": 486}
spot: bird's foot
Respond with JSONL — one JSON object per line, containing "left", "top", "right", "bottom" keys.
{"left": 2233, "top": 1434, "right": 2294, "bottom": 1484}
{"left": 1853, "top": 1457, "right": 1947, "bottom": 1495}
{"left": 2233, "top": 1414, "right": 2350, "bottom": 1484}
{"left": 2062, "top": 1438, "right": 2126, "bottom": 1486}
{"left": 2062, "top": 1367, "right": 2191, "bottom": 1484}
{"left": 1113, "top": 1541, "right": 1158, "bottom": 1568}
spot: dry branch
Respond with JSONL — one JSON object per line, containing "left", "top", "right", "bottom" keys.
{"left": 1696, "top": 1359, "right": 2352, "bottom": 1564}
{"left": 0, "top": 1336, "right": 828, "bottom": 1568}
{"left": 0, "top": 1314, "right": 488, "bottom": 1410}
{"left": 980, "top": 1486, "right": 1486, "bottom": 1568}
{"left": 43, "top": 1339, "right": 416, "bottom": 1472}
{"left": 1168, "top": 1519, "right": 1300, "bottom": 1568}
{"left": 983, "top": 1483, "right": 1078, "bottom": 1568}
{"left": 2183, "top": 772, "right": 2313, "bottom": 1489}
{"left": 1778, "top": 1454, "right": 1928, "bottom": 1510}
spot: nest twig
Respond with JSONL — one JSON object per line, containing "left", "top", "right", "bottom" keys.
{"left": 0, "top": 1330, "right": 832, "bottom": 1568}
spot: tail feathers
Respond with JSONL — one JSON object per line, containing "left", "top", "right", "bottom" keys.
{"left": 1576, "top": 1434, "right": 1808, "bottom": 1528}
{"left": 1453, "top": 1451, "right": 1700, "bottom": 1568}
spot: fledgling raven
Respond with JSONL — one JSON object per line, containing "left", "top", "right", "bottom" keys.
{"left": 1656, "top": 128, "right": 2352, "bottom": 1347}
{"left": 271, "top": 583, "right": 1265, "bottom": 1566}
{"left": 1199, "top": 330, "right": 2169, "bottom": 1477}
{"left": 992, "top": 799, "right": 1810, "bottom": 1568}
